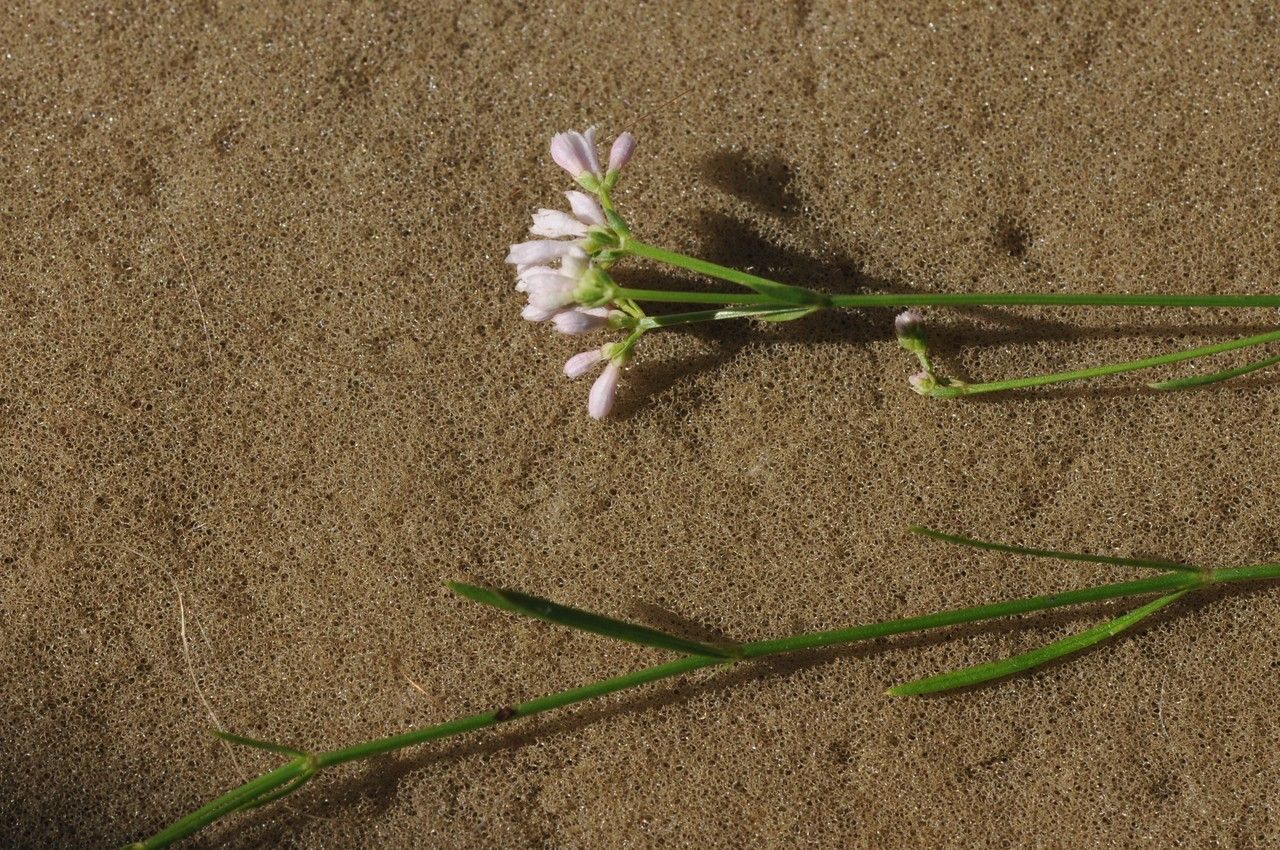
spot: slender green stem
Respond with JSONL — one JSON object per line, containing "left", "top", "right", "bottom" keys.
{"left": 614, "top": 286, "right": 783, "bottom": 306}
{"left": 927, "top": 328, "right": 1280, "bottom": 397}
{"left": 888, "top": 589, "right": 1191, "bottom": 696}
{"left": 1209, "top": 562, "right": 1280, "bottom": 583}
{"left": 829, "top": 292, "right": 1280, "bottom": 309}
{"left": 1149, "top": 350, "right": 1280, "bottom": 391}
{"left": 127, "top": 562, "right": 1280, "bottom": 848}
{"left": 624, "top": 239, "right": 1280, "bottom": 309}
{"left": 124, "top": 758, "right": 312, "bottom": 849}
{"left": 739, "top": 572, "right": 1204, "bottom": 657}
{"left": 624, "top": 240, "right": 823, "bottom": 304}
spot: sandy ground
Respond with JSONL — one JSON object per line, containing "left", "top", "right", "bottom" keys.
{"left": 3, "top": 2, "right": 1279, "bottom": 847}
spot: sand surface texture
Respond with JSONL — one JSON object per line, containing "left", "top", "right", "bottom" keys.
{"left": 4, "top": 2, "right": 1279, "bottom": 847}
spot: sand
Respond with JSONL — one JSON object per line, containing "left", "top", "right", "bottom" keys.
{"left": 4, "top": 1, "right": 1280, "bottom": 847}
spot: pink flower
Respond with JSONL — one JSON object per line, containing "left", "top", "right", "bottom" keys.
{"left": 515, "top": 264, "right": 553, "bottom": 293}
{"left": 549, "top": 128, "right": 601, "bottom": 180}
{"left": 522, "top": 271, "right": 579, "bottom": 311}
{"left": 522, "top": 303, "right": 561, "bottom": 322}
{"left": 506, "top": 239, "right": 576, "bottom": 268}
{"left": 564, "top": 349, "right": 604, "bottom": 378}
{"left": 588, "top": 362, "right": 622, "bottom": 419}
{"left": 552, "top": 307, "right": 611, "bottom": 335}
{"left": 564, "top": 191, "right": 606, "bottom": 226}
{"left": 529, "top": 209, "right": 590, "bottom": 239}
{"left": 607, "top": 132, "right": 636, "bottom": 173}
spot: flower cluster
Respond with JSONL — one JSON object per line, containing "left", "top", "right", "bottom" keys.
{"left": 506, "top": 128, "right": 639, "bottom": 419}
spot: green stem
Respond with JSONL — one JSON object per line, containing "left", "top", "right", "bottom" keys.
{"left": 829, "top": 292, "right": 1280, "bottom": 309}
{"left": 625, "top": 240, "right": 1280, "bottom": 309}
{"left": 888, "top": 589, "right": 1191, "bottom": 696}
{"left": 624, "top": 240, "right": 819, "bottom": 302}
{"left": 927, "top": 329, "right": 1280, "bottom": 397}
{"left": 1149, "top": 350, "right": 1280, "bottom": 391}
{"left": 126, "top": 563, "right": 1279, "bottom": 849}
{"left": 614, "top": 286, "right": 782, "bottom": 306}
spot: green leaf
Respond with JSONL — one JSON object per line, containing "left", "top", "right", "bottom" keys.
{"left": 755, "top": 306, "right": 819, "bottom": 322}
{"left": 447, "top": 582, "right": 741, "bottom": 659}
{"left": 211, "top": 729, "right": 305, "bottom": 758}
{"left": 1149, "top": 351, "right": 1280, "bottom": 391}
{"left": 909, "top": 526, "right": 1199, "bottom": 573}
{"left": 232, "top": 773, "right": 316, "bottom": 813}
{"left": 888, "top": 589, "right": 1189, "bottom": 696}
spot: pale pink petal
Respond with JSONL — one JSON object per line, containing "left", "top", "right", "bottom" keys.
{"left": 564, "top": 349, "right": 603, "bottom": 378}
{"left": 588, "top": 361, "right": 622, "bottom": 419}
{"left": 515, "top": 264, "right": 558, "bottom": 292}
{"left": 607, "top": 132, "right": 636, "bottom": 172}
{"left": 564, "top": 191, "right": 606, "bottom": 226}
{"left": 524, "top": 273, "right": 577, "bottom": 309}
{"left": 506, "top": 239, "right": 574, "bottom": 267}
{"left": 559, "top": 247, "right": 589, "bottom": 279}
{"left": 571, "top": 128, "right": 602, "bottom": 177}
{"left": 552, "top": 307, "right": 610, "bottom": 335}
{"left": 530, "top": 209, "right": 590, "bottom": 238}
{"left": 522, "top": 304, "right": 561, "bottom": 322}
{"left": 550, "top": 132, "right": 591, "bottom": 178}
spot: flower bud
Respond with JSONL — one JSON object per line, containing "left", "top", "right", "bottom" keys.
{"left": 908, "top": 371, "right": 937, "bottom": 396}
{"left": 506, "top": 239, "right": 574, "bottom": 268}
{"left": 564, "top": 349, "right": 604, "bottom": 378}
{"left": 607, "top": 132, "right": 636, "bottom": 173}
{"left": 552, "top": 307, "right": 611, "bottom": 335}
{"left": 894, "top": 310, "right": 927, "bottom": 355}
{"left": 588, "top": 362, "right": 622, "bottom": 419}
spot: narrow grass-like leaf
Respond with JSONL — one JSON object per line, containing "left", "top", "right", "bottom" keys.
{"left": 888, "top": 589, "right": 1189, "bottom": 696}
{"left": 1149, "top": 350, "right": 1280, "bottom": 391}
{"left": 755, "top": 306, "right": 820, "bottom": 322}
{"left": 447, "top": 582, "right": 740, "bottom": 658}
{"left": 233, "top": 772, "right": 315, "bottom": 813}
{"left": 211, "top": 730, "right": 304, "bottom": 758}
{"left": 909, "top": 526, "right": 1199, "bottom": 573}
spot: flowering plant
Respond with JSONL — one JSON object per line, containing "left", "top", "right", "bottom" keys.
{"left": 510, "top": 129, "right": 1280, "bottom": 417}
{"left": 118, "top": 130, "right": 1280, "bottom": 849}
